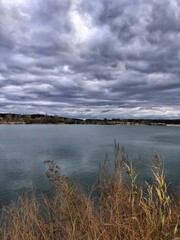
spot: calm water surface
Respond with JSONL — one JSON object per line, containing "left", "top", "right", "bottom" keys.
{"left": 0, "top": 124, "right": 179, "bottom": 204}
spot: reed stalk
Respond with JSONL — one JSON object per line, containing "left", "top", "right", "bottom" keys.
{"left": 0, "top": 145, "right": 179, "bottom": 239}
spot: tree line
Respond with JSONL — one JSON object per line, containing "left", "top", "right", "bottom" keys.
{"left": 0, "top": 113, "right": 180, "bottom": 125}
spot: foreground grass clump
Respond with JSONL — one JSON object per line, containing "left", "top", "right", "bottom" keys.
{"left": 0, "top": 143, "right": 179, "bottom": 240}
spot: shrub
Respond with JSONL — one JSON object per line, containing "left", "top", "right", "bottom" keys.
{"left": 0, "top": 144, "right": 179, "bottom": 239}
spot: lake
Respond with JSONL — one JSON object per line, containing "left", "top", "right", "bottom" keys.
{"left": 0, "top": 124, "right": 179, "bottom": 205}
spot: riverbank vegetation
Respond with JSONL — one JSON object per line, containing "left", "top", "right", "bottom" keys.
{"left": 0, "top": 113, "right": 180, "bottom": 126}
{"left": 0, "top": 144, "right": 179, "bottom": 239}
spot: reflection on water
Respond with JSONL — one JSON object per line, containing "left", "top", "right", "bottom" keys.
{"left": 0, "top": 124, "right": 179, "bottom": 204}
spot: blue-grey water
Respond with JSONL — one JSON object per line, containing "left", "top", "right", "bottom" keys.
{"left": 0, "top": 124, "right": 179, "bottom": 205}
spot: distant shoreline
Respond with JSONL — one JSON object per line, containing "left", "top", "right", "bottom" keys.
{"left": 0, "top": 122, "right": 180, "bottom": 127}
{"left": 0, "top": 113, "right": 180, "bottom": 126}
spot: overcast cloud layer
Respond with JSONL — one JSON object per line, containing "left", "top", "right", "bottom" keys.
{"left": 0, "top": 0, "right": 180, "bottom": 118}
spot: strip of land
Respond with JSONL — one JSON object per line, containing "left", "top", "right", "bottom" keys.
{"left": 0, "top": 113, "right": 180, "bottom": 126}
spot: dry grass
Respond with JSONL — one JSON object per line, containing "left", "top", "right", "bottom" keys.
{"left": 0, "top": 143, "right": 179, "bottom": 240}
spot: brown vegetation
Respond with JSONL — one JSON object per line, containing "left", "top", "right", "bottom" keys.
{"left": 0, "top": 143, "right": 179, "bottom": 239}
{"left": 0, "top": 113, "right": 180, "bottom": 125}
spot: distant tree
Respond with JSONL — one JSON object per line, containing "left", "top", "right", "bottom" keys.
{"left": 25, "top": 115, "right": 32, "bottom": 124}
{"left": 5, "top": 114, "right": 12, "bottom": 123}
{"left": 13, "top": 114, "right": 20, "bottom": 123}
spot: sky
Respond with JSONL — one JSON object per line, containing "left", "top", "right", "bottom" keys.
{"left": 0, "top": 0, "right": 180, "bottom": 119}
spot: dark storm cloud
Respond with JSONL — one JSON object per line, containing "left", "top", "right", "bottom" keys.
{"left": 0, "top": 0, "right": 180, "bottom": 118}
{"left": 148, "top": 1, "right": 180, "bottom": 33}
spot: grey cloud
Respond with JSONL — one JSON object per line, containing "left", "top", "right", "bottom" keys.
{"left": 0, "top": 0, "right": 180, "bottom": 118}
{"left": 147, "top": 1, "right": 180, "bottom": 33}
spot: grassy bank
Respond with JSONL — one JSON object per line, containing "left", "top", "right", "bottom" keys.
{"left": 0, "top": 143, "right": 179, "bottom": 240}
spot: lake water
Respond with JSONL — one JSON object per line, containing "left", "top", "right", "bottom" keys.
{"left": 0, "top": 124, "right": 179, "bottom": 205}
